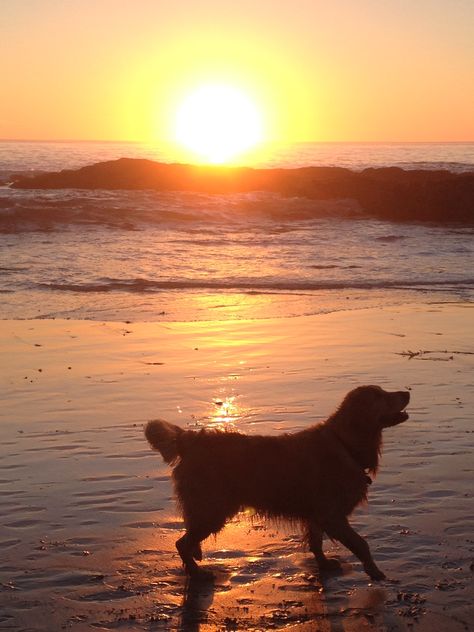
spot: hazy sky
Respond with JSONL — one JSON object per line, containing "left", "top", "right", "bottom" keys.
{"left": 1, "top": 0, "right": 473, "bottom": 142}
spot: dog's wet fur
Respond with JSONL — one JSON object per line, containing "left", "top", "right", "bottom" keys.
{"left": 145, "top": 385, "right": 410, "bottom": 580}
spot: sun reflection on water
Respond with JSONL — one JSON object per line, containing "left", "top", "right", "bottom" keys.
{"left": 207, "top": 395, "right": 241, "bottom": 430}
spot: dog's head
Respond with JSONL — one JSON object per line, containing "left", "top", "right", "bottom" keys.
{"left": 340, "top": 385, "right": 410, "bottom": 429}
{"left": 329, "top": 385, "right": 410, "bottom": 473}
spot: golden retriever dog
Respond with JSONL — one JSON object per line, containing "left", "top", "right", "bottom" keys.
{"left": 145, "top": 385, "right": 410, "bottom": 580}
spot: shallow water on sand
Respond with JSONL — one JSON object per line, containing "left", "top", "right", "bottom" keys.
{"left": 1, "top": 216, "right": 473, "bottom": 322}
{"left": 0, "top": 304, "right": 473, "bottom": 630}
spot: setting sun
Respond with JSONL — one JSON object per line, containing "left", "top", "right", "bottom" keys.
{"left": 174, "top": 84, "right": 263, "bottom": 164}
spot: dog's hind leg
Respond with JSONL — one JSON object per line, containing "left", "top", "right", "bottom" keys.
{"left": 177, "top": 536, "right": 202, "bottom": 562}
{"left": 176, "top": 513, "right": 229, "bottom": 578}
{"left": 176, "top": 531, "right": 209, "bottom": 577}
{"left": 324, "top": 517, "right": 386, "bottom": 581}
{"left": 307, "top": 522, "right": 341, "bottom": 573}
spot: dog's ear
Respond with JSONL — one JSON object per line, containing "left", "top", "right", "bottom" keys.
{"left": 334, "top": 387, "right": 384, "bottom": 473}
{"left": 339, "top": 386, "right": 386, "bottom": 430}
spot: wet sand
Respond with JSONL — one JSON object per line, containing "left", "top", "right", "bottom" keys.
{"left": 0, "top": 303, "right": 473, "bottom": 631}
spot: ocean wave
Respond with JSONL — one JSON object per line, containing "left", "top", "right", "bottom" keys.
{"left": 36, "top": 277, "right": 474, "bottom": 294}
{"left": 0, "top": 190, "right": 361, "bottom": 233}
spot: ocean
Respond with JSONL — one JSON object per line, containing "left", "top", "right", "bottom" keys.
{"left": 1, "top": 141, "right": 473, "bottom": 321}
{"left": 1, "top": 142, "right": 474, "bottom": 629}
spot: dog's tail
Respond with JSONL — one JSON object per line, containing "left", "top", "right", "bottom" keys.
{"left": 144, "top": 419, "right": 184, "bottom": 465}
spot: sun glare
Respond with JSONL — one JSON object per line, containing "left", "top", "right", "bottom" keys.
{"left": 175, "top": 84, "right": 263, "bottom": 164}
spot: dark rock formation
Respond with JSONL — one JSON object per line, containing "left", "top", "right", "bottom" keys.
{"left": 10, "top": 158, "right": 473, "bottom": 223}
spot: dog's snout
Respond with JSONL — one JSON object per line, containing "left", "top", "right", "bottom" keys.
{"left": 402, "top": 391, "right": 410, "bottom": 407}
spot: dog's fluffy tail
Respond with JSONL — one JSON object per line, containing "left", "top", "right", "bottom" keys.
{"left": 145, "top": 419, "right": 184, "bottom": 465}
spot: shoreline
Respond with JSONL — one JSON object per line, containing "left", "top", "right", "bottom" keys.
{"left": 1, "top": 302, "right": 473, "bottom": 630}
{"left": 1, "top": 287, "right": 471, "bottom": 324}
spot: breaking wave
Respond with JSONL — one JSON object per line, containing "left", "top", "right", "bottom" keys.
{"left": 0, "top": 189, "right": 361, "bottom": 233}
{"left": 37, "top": 277, "right": 474, "bottom": 294}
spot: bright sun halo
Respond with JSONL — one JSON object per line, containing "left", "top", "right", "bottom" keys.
{"left": 175, "top": 84, "right": 263, "bottom": 164}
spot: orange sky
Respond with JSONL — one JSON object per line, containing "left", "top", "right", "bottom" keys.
{"left": 1, "top": 0, "right": 473, "bottom": 143}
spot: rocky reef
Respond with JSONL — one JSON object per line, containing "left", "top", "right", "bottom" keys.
{"left": 10, "top": 158, "right": 473, "bottom": 222}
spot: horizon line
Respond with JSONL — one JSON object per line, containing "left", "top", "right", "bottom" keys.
{"left": 1, "top": 138, "right": 473, "bottom": 145}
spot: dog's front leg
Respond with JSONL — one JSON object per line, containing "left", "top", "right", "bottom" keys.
{"left": 324, "top": 517, "right": 386, "bottom": 581}
{"left": 307, "top": 522, "right": 341, "bottom": 573}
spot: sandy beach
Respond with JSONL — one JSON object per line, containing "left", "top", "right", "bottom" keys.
{"left": 1, "top": 302, "right": 473, "bottom": 631}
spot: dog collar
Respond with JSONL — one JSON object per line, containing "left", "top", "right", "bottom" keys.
{"left": 326, "top": 427, "right": 374, "bottom": 485}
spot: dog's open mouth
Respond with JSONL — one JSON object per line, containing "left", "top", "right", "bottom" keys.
{"left": 381, "top": 409, "right": 409, "bottom": 427}
{"left": 381, "top": 391, "right": 410, "bottom": 427}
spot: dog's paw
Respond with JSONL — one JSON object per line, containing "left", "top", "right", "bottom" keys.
{"left": 318, "top": 557, "right": 342, "bottom": 574}
{"left": 189, "top": 566, "right": 214, "bottom": 582}
{"left": 368, "top": 568, "right": 386, "bottom": 582}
